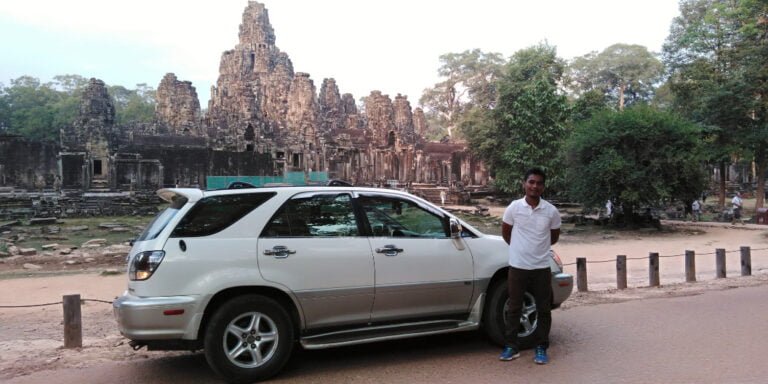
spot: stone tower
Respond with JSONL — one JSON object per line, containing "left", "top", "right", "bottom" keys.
{"left": 60, "top": 78, "right": 117, "bottom": 189}
{"left": 206, "top": 0, "right": 295, "bottom": 151}
{"left": 155, "top": 73, "right": 202, "bottom": 136}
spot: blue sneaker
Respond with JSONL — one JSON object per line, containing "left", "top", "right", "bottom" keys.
{"left": 533, "top": 345, "right": 549, "bottom": 364}
{"left": 499, "top": 346, "right": 520, "bottom": 361}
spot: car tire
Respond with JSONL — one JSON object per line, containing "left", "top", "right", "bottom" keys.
{"left": 204, "top": 295, "right": 294, "bottom": 384}
{"left": 483, "top": 279, "right": 539, "bottom": 349}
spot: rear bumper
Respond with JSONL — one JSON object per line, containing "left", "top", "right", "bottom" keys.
{"left": 552, "top": 272, "right": 574, "bottom": 306}
{"left": 113, "top": 293, "right": 203, "bottom": 340}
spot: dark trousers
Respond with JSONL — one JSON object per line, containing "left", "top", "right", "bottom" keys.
{"left": 504, "top": 266, "right": 552, "bottom": 350}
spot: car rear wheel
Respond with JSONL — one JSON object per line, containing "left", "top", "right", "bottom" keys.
{"left": 483, "top": 279, "right": 539, "bottom": 349}
{"left": 204, "top": 295, "right": 294, "bottom": 383}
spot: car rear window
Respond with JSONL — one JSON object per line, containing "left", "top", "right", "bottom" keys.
{"left": 136, "top": 194, "right": 189, "bottom": 241}
{"left": 171, "top": 192, "right": 275, "bottom": 237}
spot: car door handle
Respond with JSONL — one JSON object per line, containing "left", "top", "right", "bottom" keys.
{"left": 263, "top": 245, "right": 296, "bottom": 258}
{"left": 375, "top": 244, "right": 404, "bottom": 256}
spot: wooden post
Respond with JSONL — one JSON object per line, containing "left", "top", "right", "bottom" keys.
{"left": 576, "top": 257, "right": 588, "bottom": 292}
{"left": 649, "top": 252, "right": 660, "bottom": 287}
{"left": 616, "top": 255, "right": 627, "bottom": 289}
{"left": 685, "top": 250, "right": 696, "bottom": 282}
{"left": 740, "top": 246, "right": 752, "bottom": 276}
{"left": 715, "top": 248, "right": 726, "bottom": 278}
{"left": 63, "top": 294, "right": 82, "bottom": 348}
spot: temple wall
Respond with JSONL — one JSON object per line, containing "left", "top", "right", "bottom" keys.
{"left": 0, "top": 135, "right": 59, "bottom": 190}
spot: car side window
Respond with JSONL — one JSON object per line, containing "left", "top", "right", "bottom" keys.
{"left": 171, "top": 192, "right": 275, "bottom": 237}
{"left": 262, "top": 193, "right": 359, "bottom": 237}
{"left": 357, "top": 195, "right": 448, "bottom": 238}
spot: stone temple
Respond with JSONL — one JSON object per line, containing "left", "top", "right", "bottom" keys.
{"left": 0, "top": 1, "right": 489, "bottom": 204}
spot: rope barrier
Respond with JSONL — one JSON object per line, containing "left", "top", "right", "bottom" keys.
{"left": 563, "top": 246, "right": 768, "bottom": 266}
{"left": 0, "top": 298, "right": 113, "bottom": 308}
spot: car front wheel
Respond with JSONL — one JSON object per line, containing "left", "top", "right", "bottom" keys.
{"left": 204, "top": 295, "right": 294, "bottom": 383}
{"left": 483, "top": 279, "right": 540, "bottom": 349}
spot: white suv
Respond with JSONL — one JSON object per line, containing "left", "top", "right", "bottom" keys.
{"left": 113, "top": 185, "right": 572, "bottom": 383}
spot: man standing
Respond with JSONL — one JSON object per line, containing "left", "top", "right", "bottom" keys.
{"left": 732, "top": 192, "right": 743, "bottom": 225}
{"left": 691, "top": 199, "right": 701, "bottom": 222}
{"left": 499, "top": 168, "right": 561, "bottom": 365}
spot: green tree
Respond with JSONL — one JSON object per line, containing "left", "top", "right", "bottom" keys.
{"left": 570, "top": 89, "right": 610, "bottom": 123}
{"left": 419, "top": 49, "right": 505, "bottom": 141}
{"left": 465, "top": 43, "right": 570, "bottom": 193}
{"left": 567, "top": 43, "right": 664, "bottom": 111}
{"left": 51, "top": 74, "right": 89, "bottom": 94}
{"left": 1, "top": 75, "right": 157, "bottom": 141}
{"left": 0, "top": 82, "right": 10, "bottom": 132}
{"left": 109, "top": 83, "right": 156, "bottom": 124}
{"left": 663, "top": 0, "right": 767, "bottom": 207}
{"left": 51, "top": 74, "right": 89, "bottom": 130}
{"left": 566, "top": 106, "right": 707, "bottom": 225}
{"left": 2, "top": 76, "right": 61, "bottom": 140}
{"left": 732, "top": 0, "right": 768, "bottom": 208}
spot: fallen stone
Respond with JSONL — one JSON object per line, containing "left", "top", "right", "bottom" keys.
{"left": 7, "top": 245, "right": 19, "bottom": 255}
{"left": 64, "top": 260, "right": 81, "bottom": 265}
{"left": 59, "top": 248, "right": 72, "bottom": 255}
{"left": 42, "top": 243, "right": 59, "bottom": 250}
{"left": 19, "top": 248, "right": 37, "bottom": 256}
{"left": 44, "top": 226, "right": 61, "bottom": 234}
{"left": 23, "top": 263, "right": 42, "bottom": 270}
{"left": 102, "top": 250, "right": 128, "bottom": 258}
{"left": 0, "top": 220, "right": 21, "bottom": 229}
{"left": 42, "top": 251, "right": 54, "bottom": 257}
{"left": 84, "top": 257, "right": 96, "bottom": 263}
{"left": 99, "top": 223, "right": 123, "bottom": 229}
{"left": 110, "top": 227, "right": 131, "bottom": 233}
{"left": 0, "top": 251, "right": 9, "bottom": 258}
{"left": 82, "top": 238, "right": 107, "bottom": 247}
{"left": 30, "top": 217, "right": 58, "bottom": 225}
{"left": 43, "top": 235, "right": 68, "bottom": 241}
{"left": 65, "top": 225, "right": 89, "bottom": 232}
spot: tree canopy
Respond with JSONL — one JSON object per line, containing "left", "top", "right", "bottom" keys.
{"left": 566, "top": 43, "right": 664, "bottom": 111}
{"left": 0, "top": 75, "right": 156, "bottom": 141}
{"left": 419, "top": 49, "right": 505, "bottom": 141}
{"left": 663, "top": 0, "right": 768, "bottom": 207}
{"left": 464, "top": 43, "right": 570, "bottom": 193}
{"left": 566, "top": 106, "right": 707, "bottom": 223}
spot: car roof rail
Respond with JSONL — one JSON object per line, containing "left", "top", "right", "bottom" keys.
{"left": 226, "top": 181, "right": 257, "bottom": 189}
{"left": 326, "top": 179, "right": 353, "bottom": 186}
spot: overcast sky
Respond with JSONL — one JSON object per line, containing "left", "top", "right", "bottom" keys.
{"left": 0, "top": 0, "right": 681, "bottom": 107}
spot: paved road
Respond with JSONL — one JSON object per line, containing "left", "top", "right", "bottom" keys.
{"left": 8, "top": 283, "right": 768, "bottom": 384}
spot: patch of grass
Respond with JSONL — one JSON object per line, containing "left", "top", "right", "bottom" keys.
{"left": 15, "top": 215, "right": 154, "bottom": 250}
{"left": 456, "top": 213, "right": 502, "bottom": 236}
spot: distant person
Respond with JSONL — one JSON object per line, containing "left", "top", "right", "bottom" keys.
{"left": 605, "top": 199, "right": 613, "bottom": 218}
{"left": 692, "top": 199, "right": 701, "bottom": 222}
{"left": 731, "top": 192, "right": 744, "bottom": 225}
{"left": 499, "top": 168, "right": 561, "bottom": 365}
{"left": 440, "top": 190, "right": 447, "bottom": 206}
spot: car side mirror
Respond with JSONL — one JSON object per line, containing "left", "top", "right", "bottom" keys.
{"left": 449, "top": 218, "right": 462, "bottom": 239}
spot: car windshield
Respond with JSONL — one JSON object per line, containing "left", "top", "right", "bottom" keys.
{"left": 136, "top": 195, "right": 188, "bottom": 241}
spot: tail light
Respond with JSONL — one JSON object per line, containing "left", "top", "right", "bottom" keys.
{"left": 550, "top": 250, "right": 564, "bottom": 270}
{"left": 129, "top": 250, "right": 165, "bottom": 281}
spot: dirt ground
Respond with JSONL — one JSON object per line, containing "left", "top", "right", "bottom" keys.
{"left": 1, "top": 213, "right": 768, "bottom": 380}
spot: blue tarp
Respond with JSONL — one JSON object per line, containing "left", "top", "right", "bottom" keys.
{"left": 206, "top": 171, "right": 329, "bottom": 189}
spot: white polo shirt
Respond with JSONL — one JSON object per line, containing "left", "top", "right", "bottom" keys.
{"left": 502, "top": 197, "right": 561, "bottom": 270}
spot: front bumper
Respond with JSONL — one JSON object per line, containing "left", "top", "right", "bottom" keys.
{"left": 113, "top": 292, "right": 203, "bottom": 340}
